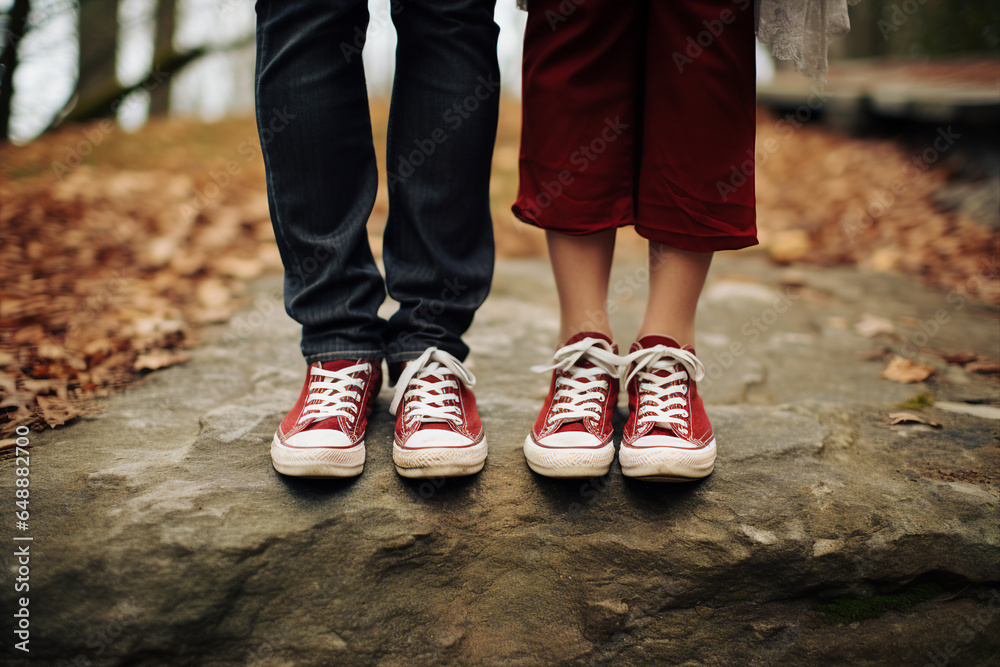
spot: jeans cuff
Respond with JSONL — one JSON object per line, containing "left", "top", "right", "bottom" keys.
{"left": 305, "top": 349, "right": 386, "bottom": 364}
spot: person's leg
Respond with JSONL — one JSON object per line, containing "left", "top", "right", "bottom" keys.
{"left": 381, "top": 0, "right": 501, "bottom": 367}
{"left": 620, "top": 0, "right": 756, "bottom": 481}
{"left": 637, "top": 244, "right": 713, "bottom": 347}
{"left": 632, "top": 0, "right": 755, "bottom": 348}
{"left": 516, "top": 0, "right": 641, "bottom": 346}
{"left": 517, "top": 0, "right": 639, "bottom": 478}
{"left": 380, "top": 0, "right": 500, "bottom": 478}
{"left": 256, "top": 0, "right": 386, "bottom": 478}
{"left": 546, "top": 229, "right": 616, "bottom": 344}
{"left": 255, "top": 0, "right": 387, "bottom": 363}
{"left": 513, "top": 0, "right": 639, "bottom": 238}
{"left": 635, "top": 0, "right": 757, "bottom": 254}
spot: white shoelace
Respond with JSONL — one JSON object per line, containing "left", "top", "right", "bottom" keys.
{"left": 620, "top": 345, "right": 705, "bottom": 436}
{"left": 389, "top": 348, "right": 476, "bottom": 428}
{"left": 297, "top": 361, "right": 371, "bottom": 428}
{"left": 531, "top": 337, "right": 622, "bottom": 427}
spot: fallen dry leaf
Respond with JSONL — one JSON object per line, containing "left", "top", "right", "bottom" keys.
{"left": 858, "top": 347, "right": 893, "bottom": 361}
{"left": 964, "top": 361, "right": 1000, "bottom": 376}
{"left": 196, "top": 278, "right": 232, "bottom": 310}
{"left": 133, "top": 351, "right": 190, "bottom": 372}
{"left": 855, "top": 313, "right": 895, "bottom": 338}
{"left": 778, "top": 269, "right": 809, "bottom": 288}
{"left": 213, "top": 256, "right": 264, "bottom": 280}
{"left": 921, "top": 467, "right": 996, "bottom": 486}
{"left": 768, "top": 229, "right": 812, "bottom": 264}
{"left": 940, "top": 350, "right": 982, "bottom": 365}
{"left": 35, "top": 394, "right": 81, "bottom": 427}
{"left": 885, "top": 412, "right": 942, "bottom": 428}
{"left": 879, "top": 356, "right": 935, "bottom": 383}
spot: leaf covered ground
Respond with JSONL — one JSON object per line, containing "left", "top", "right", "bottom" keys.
{"left": 1, "top": 102, "right": 997, "bottom": 438}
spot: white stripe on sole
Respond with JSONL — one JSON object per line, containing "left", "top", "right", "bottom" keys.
{"left": 270, "top": 432, "right": 365, "bottom": 478}
{"left": 393, "top": 438, "right": 488, "bottom": 478}
{"left": 619, "top": 438, "right": 716, "bottom": 481}
{"left": 522, "top": 435, "right": 614, "bottom": 478}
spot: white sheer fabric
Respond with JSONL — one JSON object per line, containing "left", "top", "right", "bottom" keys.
{"left": 515, "top": 0, "right": 860, "bottom": 82}
{"left": 756, "top": 0, "right": 860, "bottom": 81}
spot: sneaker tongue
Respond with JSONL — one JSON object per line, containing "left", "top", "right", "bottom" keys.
{"left": 565, "top": 331, "right": 613, "bottom": 347}
{"left": 631, "top": 335, "right": 696, "bottom": 380}
{"left": 630, "top": 336, "right": 691, "bottom": 436}
{"left": 632, "top": 334, "right": 682, "bottom": 352}
{"left": 562, "top": 332, "right": 615, "bottom": 372}
{"left": 552, "top": 420, "right": 588, "bottom": 433}
{"left": 410, "top": 370, "right": 459, "bottom": 426}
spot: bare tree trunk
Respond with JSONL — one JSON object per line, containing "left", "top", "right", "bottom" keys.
{"left": 0, "top": 0, "right": 32, "bottom": 142}
{"left": 148, "top": 0, "right": 176, "bottom": 116}
{"left": 75, "top": 0, "right": 121, "bottom": 120}
{"left": 53, "top": 35, "right": 253, "bottom": 129}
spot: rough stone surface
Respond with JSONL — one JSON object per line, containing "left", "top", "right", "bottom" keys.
{"left": 2, "top": 253, "right": 999, "bottom": 666}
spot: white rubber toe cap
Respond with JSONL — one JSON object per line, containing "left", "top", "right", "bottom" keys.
{"left": 403, "top": 429, "right": 476, "bottom": 449}
{"left": 629, "top": 434, "right": 705, "bottom": 449}
{"left": 281, "top": 428, "right": 353, "bottom": 450}
{"left": 533, "top": 430, "right": 605, "bottom": 449}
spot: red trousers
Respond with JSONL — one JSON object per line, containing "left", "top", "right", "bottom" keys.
{"left": 513, "top": 0, "right": 758, "bottom": 252}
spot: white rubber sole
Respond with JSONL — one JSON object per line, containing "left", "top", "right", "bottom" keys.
{"left": 522, "top": 435, "right": 615, "bottom": 478}
{"left": 619, "top": 438, "right": 716, "bottom": 482}
{"left": 270, "top": 433, "right": 365, "bottom": 478}
{"left": 393, "top": 438, "right": 488, "bottom": 478}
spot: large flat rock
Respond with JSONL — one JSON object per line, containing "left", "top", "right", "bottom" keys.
{"left": 2, "top": 254, "right": 998, "bottom": 666}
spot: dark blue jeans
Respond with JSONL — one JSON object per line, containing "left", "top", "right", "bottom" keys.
{"left": 254, "top": 0, "right": 499, "bottom": 366}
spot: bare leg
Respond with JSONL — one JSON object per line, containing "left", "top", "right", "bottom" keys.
{"left": 546, "top": 229, "right": 617, "bottom": 344}
{"left": 637, "top": 242, "right": 713, "bottom": 347}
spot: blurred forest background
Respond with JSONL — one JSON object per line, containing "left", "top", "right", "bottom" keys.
{"left": 1, "top": 0, "right": 998, "bottom": 437}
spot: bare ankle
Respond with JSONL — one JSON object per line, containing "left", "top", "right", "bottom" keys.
{"left": 559, "top": 325, "right": 614, "bottom": 346}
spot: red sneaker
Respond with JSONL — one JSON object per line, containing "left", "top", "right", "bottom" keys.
{"left": 620, "top": 335, "right": 715, "bottom": 481}
{"left": 390, "top": 348, "right": 487, "bottom": 478}
{"left": 523, "top": 333, "right": 620, "bottom": 478}
{"left": 270, "top": 359, "right": 382, "bottom": 478}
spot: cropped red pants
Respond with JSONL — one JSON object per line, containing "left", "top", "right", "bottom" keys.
{"left": 513, "top": 0, "right": 758, "bottom": 252}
